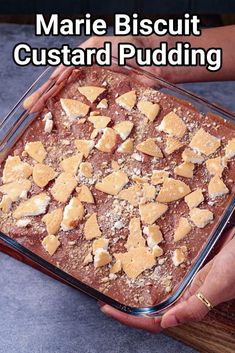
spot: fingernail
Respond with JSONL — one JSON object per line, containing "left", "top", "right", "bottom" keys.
{"left": 100, "top": 305, "right": 111, "bottom": 317}
{"left": 161, "top": 315, "right": 179, "bottom": 328}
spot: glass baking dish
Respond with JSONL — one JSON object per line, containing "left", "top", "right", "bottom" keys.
{"left": 0, "top": 58, "right": 235, "bottom": 317}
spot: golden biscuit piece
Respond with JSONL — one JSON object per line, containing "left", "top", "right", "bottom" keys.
{"left": 78, "top": 86, "right": 106, "bottom": 103}
{"left": 115, "top": 91, "right": 136, "bottom": 111}
{"left": 25, "top": 141, "right": 47, "bottom": 163}
{"left": 2, "top": 156, "right": 32, "bottom": 183}
{"left": 60, "top": 98, "right": 90, "bottom": 119}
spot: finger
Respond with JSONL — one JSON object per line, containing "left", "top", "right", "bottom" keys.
{"left": 161, "top": 269, "right": 222, "bottom": 329}
{"left": 80, "top": 36, "right": 141, "bottom": 72}
{"left": 180, "top": 227, "right": 235, "bottom": 303}
{"left": 80, "top": 36, "right": 120, "bottom": 57}
{"left": 180, "top": 260, "right": 214, "bottom": 302}
{"left": 100, "top": 304, "right": 162, "bottom": 333}
{"left": 23, "top": 63, "right": 74, "bottom": 111}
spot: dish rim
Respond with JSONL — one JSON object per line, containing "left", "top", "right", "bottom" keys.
{"left": 0, "top": 59, "right": 235, "bottom": 316}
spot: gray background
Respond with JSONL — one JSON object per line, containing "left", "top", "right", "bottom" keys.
{"left": 0, "top": 23, "right": 235, "bottom": 353}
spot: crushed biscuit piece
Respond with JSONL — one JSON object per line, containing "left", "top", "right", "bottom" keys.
{"left": 174, "top": 162, "right": 194, "bottom": 178}
{"left": 190, "top": 208, "right": 213, "bottom": 228}
{"left": 165, "top": 136, "right": 183, "bottom": 155}
{"left": 90, "top": 128, "right": 99, "bottom": 139}
{"left": 25, "top": 141, "right": 47, "bottom": 163}
{"left": 151, "top": 170, "right": 169, "bottom": 185}
{"left": 182, "top": 148, "right": 205, "bottom": 164}
{"left": 60, "top": 154, "right": 83, "bottom": 175}
{"left": 111, "top": 160, "right": 120, "bottom": 171}
{"left": 0, "top": 195, "right": 12, "bottom": 213}
{"left": 208, "top": 175, "right": 229, "bottom": 199}
{"left": 118, "top": 184, "right": 141, "bottom": 206}
{"left": 140, "top": 183, "right": 156, "bottom": 204}
{"left": 0, "top": 179, "right": 31, "bottom": 202}
{"left": 94, "top": 248, "right": 112, "bottom": 268}
{"left": 43, "top": 112, "right": 53, "bottom": 131}
{"left": 95, "top": 170, "right": 128, "bottom": 196}
{"left": 95, "top": 128, "right": 117, "bottom": 153}
{"left": 60, "top": 98, "right": 90, "bottom": 119}
{"left": 84, "top": 213, "right": 102, "bottom": 240}
{"left": 115, "top": 246, "right": 156, "bottom": 279}
{"left": 2, "top": 156, "right": 32, "bottom": 183}
{"left": 77, "top": 118, "right": 86, "bottom": 124}
{"left": 33, "top": 164, "right": 56, "bottom": 188}
{"left": 13, "top": 193, "right": 50, "bottom": 219}
{"left": 132, "top": 175, "right": 148, "bottom": 184}
{"left": 139, "top": 202, "right": 168, "bottom": 224}
{"left": 174, "top": 217, "right": 192, "bottom": 242}
{"left": 16, "top": 218, "right": 31, "bottom": 228}
{"left": 189, "top": 128, "right": 221, "bottom": 156}
{"left": 42, "top": 234, "right": 60, "bottom": 256}
{"left": 61, "top": 197, "right": 84, "bottom": 231}
{"left": 109, "top": 273, "right": 117, "bottom": 280}
{"left": 51, "top": 172, "right": 77, "bottom": 203}
{"left": 97, "top": 98, "right": 108, "bottom": 109}
{"left": 132, "top": 153, "right": 143, "bottom": 162}
{"left": 75, "top": 139, "right": 94, "bottom": 158}
{"left": 184, "top": 188, "right": 204, "bottom": 209}
{"left": 76, "top": 185, "right": 94, "bottom": 203}
{"left": 144, "top": 225, "right": 163, "bottom": 248}
{"left": 157, "top": 178, "right": 191, "bottom": 203}
{"left": 152, "top": 245, "right": 164, "bottom": 258}
{"left": 117, "top": 138, "right": 134, "bottom": 154}
{"left": 115, "top": 90, "right": 136, "bottom": 111}
{"left": 43, "top": 111, "right": 52, "bottom": 121}
{"left": 44, "top": 118, "right": 53, "bottom": 134}
{"left": 126, "top": 217, "right": 146, "bottom": 250}
{"left": 113, "top": 121, "right": 134, "bottom": 140}
{"left": 90, "top": 111, "right": 100, "bottom": 116}
{"left": 137, "top": 100, "right": 160, "bottom": 121}
{"left": 158, "top": 258, "right": 166, "bottom": 265}
{"left": 114, "top": 220, "right": 124, "bottom": 230}
{"left": 62, "top": 139, "right": 70, "bottom": 146}
{"left": 172, "top": 246, "right": 187, "bottom": 266}
{"left": 42, "top": 208, "right": 63, "bottom": 235}
{"left": 158, "top": 112, "right": 186, "bottom": 138}
{"left": 225, "top": 138, "right": 235, "bottom": 159}
{"left": 92, "top": 238, "right": 109, "bottom": 253}
{"left": 79, "top": 162, "right": 93, "bottom": 178}
{"left": 78, "top": 86, "right": 106, "bottom": 103}
{"left": 136, "top": 138, "right": 163, "bottom": 158}
{"left": 110, "top": 260, "right": 122, "bottom": 274}
{"left": 206, "top": 157, "right": 225, "bottom": 177}
{"left": 88, "top": 115, "right": 111, "bottom": 129}
{"left": 83, "top": 252, "right": 93, "bottom": 265}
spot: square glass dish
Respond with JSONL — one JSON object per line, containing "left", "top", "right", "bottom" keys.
{"left": 0, "top": 59, "right": 235, "bottom": 317}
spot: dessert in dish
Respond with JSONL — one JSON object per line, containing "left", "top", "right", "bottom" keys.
{"left": 0, "top": 67, "right": 234, "bottom": 307}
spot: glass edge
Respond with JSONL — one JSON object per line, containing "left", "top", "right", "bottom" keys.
{"left": 0, "top": 66, "right": 52, "bottom": 130}
{"left": 0, "top": 59, "right": 234, "bottom": 316}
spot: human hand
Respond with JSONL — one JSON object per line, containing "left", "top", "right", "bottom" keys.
{"left": 99, "top": 227, "right": 235, "bottom": 332}
{"left": 23, "top": 25, "right": 235, "bottom": 111}
{"left": 80, "top": 34, "right": 177, "bottom": 83}
{"left": 23, "top": 34, "right": 175, "bottom": 111}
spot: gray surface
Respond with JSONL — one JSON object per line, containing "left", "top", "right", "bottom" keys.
{"left": 0, "top": 23, "right": 235, "bottom": 353}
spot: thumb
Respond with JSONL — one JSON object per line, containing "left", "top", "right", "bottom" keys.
{"left": 180, "top": 260, "right": 214, "bottom": 302}
{"left": 161, "top": 263, "right": 220, "bottom": 328}
{"left": 161, "top": 227, "right": 235, "bottom": 328}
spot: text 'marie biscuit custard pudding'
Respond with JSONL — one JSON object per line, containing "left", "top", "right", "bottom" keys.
{"left": 0, "top": 67, "right": 234, "bottom": 307}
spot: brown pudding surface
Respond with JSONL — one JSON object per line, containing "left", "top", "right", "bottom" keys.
{"left": 0, "top": 67, "right": 234, "bottom": 308}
